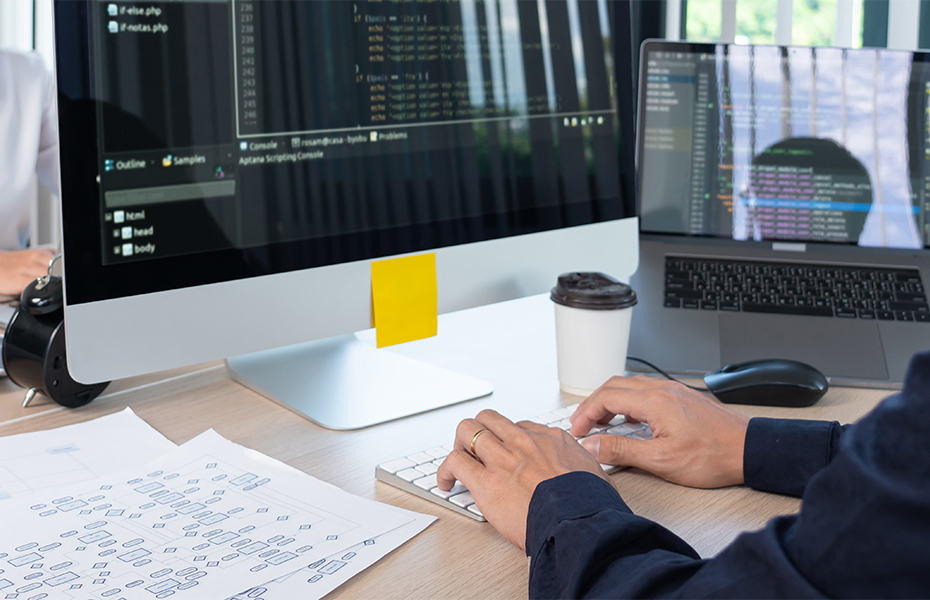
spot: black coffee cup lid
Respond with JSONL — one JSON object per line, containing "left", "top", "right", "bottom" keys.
{"left": 550, "top": 272, "right": 637, "bottom": 310}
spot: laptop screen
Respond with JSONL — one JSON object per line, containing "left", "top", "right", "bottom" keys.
{"left": 638, "top": 42, "right": 930, "bottom": 250}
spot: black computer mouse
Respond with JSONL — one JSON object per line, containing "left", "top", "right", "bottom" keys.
{"left": 703, "top": 359, "right": 828, "bottom": 407}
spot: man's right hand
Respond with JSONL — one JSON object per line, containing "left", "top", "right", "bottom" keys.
{"left": 0, "top": 248, "right": 56, "bottom": 297}
{"left": 570, "top": 375, "right": 750, "bottom": 489}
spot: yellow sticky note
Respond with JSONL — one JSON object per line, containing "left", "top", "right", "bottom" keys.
{"left": 371, "top": 253, "right": 438, "bottom": 348}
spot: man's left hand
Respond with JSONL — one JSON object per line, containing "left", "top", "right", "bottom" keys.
{"left": 436, "top": 409, "right": 613, "bottom": 550}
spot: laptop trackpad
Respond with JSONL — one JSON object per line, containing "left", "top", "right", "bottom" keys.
{"left": 718, "top": 313, "right": 888, "bottom": 380}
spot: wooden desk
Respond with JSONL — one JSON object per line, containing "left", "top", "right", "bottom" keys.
{"left": 0, "top": 295, "right": 891, "bottom": 599}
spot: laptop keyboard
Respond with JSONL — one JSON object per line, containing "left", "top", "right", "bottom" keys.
{"left": 375, "top": 403, "right": 651, "bottom": 521}
{"left": 664, "top": 256, "right": 929, "bottom": 322}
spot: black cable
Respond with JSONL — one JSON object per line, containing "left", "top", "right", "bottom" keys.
{"left": 627, "top": 356, "right": 708, "bottom": 391}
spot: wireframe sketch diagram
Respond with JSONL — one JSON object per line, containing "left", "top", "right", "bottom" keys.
{"left": 228, "top": 511, "right": 433, "bottom": 600}
{"left": 0, "top": 409, "right": 176, "bottom": 501}
{"left": 0, "top": 430, "right": 429, "bottom": 599}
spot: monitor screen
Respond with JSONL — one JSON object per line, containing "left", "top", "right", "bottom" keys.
{"left": 56, "top": 0, "right": 639, "bottom": 394}
{"left": 58, "top": 0, "right": 633, "bottom": 306}
{"left": 638, "top": 43, "right": 930, "bottom": 250}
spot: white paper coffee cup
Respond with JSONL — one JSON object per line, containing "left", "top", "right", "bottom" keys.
{"left": 551, "top": 273, "right": 637, "bottom": 397}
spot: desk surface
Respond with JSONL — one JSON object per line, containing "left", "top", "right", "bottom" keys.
{"left": 0, "top": 295, "right": 891, "bottom": 599}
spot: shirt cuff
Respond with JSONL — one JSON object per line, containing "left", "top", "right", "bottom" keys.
{"left": 525, "top": 471, "right": 629, "bottom": 558}
{"left": 743, "top": 417, "right": 844, "bottom": 497}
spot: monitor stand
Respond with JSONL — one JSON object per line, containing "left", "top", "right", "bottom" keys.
{"left": 225, "top": 334, "right": 493, "bottom": 430}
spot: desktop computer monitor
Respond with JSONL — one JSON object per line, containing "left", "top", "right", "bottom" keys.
{"left": 55, "top": 0, "right": 639, "bottom": 428}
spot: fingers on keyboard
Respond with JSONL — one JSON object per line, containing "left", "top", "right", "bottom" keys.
{"left": 377, "top": 403, "right": 653, "bottom": 522}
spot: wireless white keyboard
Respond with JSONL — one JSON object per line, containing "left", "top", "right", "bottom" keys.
{"left": 375, "top": 403, "right": 653, "bottom": 521}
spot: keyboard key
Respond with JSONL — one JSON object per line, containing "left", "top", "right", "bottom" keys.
{"left": 878, "top": 310, "right": 895, "bottom": 320}
{"left": 415, "top": 462, "right": 439, "bottom": 476}
{"left": 379, "top": 458, "right": 416, "bottom": 474}
{"left": 406, "top": 452, "right": 434, "bottom": 465}
{"left": 449, "top": 491, "right": 475, "bottom": 508}
{"left": 894, "top": 292, "right": 927, "bottom": 304}
{"left": 664, "top": 298, "right": 681, "bottom": 308}
{"left": 431, "top": 482, "right": 467, "bottom": 499}
{"left": 890, "top": 301, "right": 929, "bottom": 314}
{"left": 396, "top": 468, "right": 424, "bottom": 482}
{"left": 467, "top": 504, "right": 484, "bottom": 517}
{"left": 895, "top": 311, "right": 914, "bottom": 321}
{"left": 666, "top": 289, "right": 703, "bottom": 299}
{"left": 535, "top": 412, "right": 561, "bottom": 424}
{"left": 836, "top": 307, "right": 857, "bottom": 318}
{"left": 551, "top": 419, "right": 572, "bottom": 431}
{"left": 858, "top": 309, "right": 876, "bottom": 319}
{"left": 682, "top": 299, "right": 699, "bottom": 309}
{"left": 720, "top": 301, "right": 740, "bottom": 311}
{"left": 665, "top": 279, "right": 694, "bottom": 290}
{"left": 917, "top": 313, "right": 930, "bottom": 322}
{"left": 700, "top": 300, "right": 718, "bottom": 310}
{"left": 895, "top": 271, "right": 922, "bottom": 283}
{"left": 424, "top": 446, "right": 449, "bottom": 459}
{"left": 610, "top": 422, "right": 645, "bottom": 435}
{"left": 630, "top": 428, "right": 653, "bottom": 440}
{"left": 553, "top": 405, "right": 578, "bottom": 419}
{"left": 413, "top": 474, "right": 438, "bottom": 491}
{"left": 742, "top": 302, "right": 834, "bottom": 317}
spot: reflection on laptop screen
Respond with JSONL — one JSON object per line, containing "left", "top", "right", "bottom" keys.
{"left": 639, "top": 45, "right": 930, "bottom": 250}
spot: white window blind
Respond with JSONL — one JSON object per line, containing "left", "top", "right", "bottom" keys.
{"left": 0, "top": 0, "right": 34, "bottom": 51}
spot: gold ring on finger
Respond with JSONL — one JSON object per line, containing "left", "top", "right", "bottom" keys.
{"left": 470, "top": 428, "right": 489, "bottom": 457}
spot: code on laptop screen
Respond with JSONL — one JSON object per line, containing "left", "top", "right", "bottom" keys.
{"left": 638, "top": 44, "right": 930, "bottom": 250}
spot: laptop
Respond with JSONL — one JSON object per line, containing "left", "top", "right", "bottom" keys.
{"left": 628, "top": 41, "right": 930, "bottom": 388}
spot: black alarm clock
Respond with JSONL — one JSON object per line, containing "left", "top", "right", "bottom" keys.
{"left": 1, "top": 255, "right": 109, "bottom": 408}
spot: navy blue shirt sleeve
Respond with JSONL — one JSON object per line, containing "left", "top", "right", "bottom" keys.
{"left": 526, "top": 473, "right": 704, "bottom": 599}
{"left": 743, "top": 417, "right": 849, "bottom": 496}
{"left": 526, "top": 350, "right": 930, "bottom": 598}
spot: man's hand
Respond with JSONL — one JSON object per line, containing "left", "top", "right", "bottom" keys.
{"left": 436, "top": 409, "right": 612, "bottom": 550}
{"left": 570, "top": 375, "right": 750, "bottom": 489}
{"left": 0, "top": 248, "right": 55, "bottom": 296}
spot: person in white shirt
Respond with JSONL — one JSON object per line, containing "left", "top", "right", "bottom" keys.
{"left": 0, "top": 47, "right": 58, "bottom": 297}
